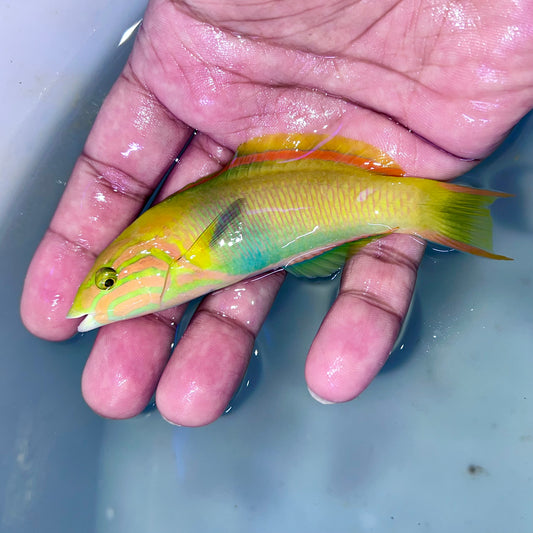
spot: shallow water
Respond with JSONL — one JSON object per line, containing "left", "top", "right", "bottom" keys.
{"left": 1, "top": 3, "right": 532, "bottom": 533}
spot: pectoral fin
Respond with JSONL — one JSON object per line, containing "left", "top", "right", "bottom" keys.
{"left": 183, "top": 199, "right": 246, "bottom": 270}
{"left": 285, "top": 245, "right": 349, "bottom": 278}
{"left": 285, "top": 234, "right": 390, "bottom": 279}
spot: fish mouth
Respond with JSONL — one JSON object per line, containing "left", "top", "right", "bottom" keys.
{"left": 76, "top": 314, "right": 103, "bottom": 333}
{"left": 66, "top": 308, "right": 103, "bottom": 333}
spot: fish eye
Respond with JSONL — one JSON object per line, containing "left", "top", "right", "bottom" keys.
{"left": 95, "top": 267, "right": 118, "bottom": 291}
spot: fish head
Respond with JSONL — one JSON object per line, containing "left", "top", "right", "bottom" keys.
{"left": 67, "top": 196, "right": 255, "bottom": 332}
{"left": 67, "top": 231, "right": 199, "bottom": 332}
{"left": 67, "top": 231, "right": 243, "bottom": 332}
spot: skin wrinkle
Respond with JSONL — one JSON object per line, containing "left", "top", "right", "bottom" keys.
{"left": 169, "top": 22, "right": 481, "bottom": 161}
{"left": 137, "top": 22, "right": 177, "bottom": 79}
{"left": 353, "top": 0, "right": 404, "bottom": 46}
{"left": 339, "top": 288, "right": 404, "bottom": 325}
{"left": 157, "top": 307, "right": 254, "bottom": 422}
{"left": 340, "top": 236, "right": 422, "bottom": 324}
{"left": 81, "top": 97, "right": 194, "bottom": 215}
{"left": 182, "top": 1, "right": 398, "bottom": 55}
{"left": 420, "top": 3, "right": 447, "bottom": 65}
{"left": 308, "top": 63, "right": 471, "bottom": 160}
{"left": 168, "top": 42, "right": 230, "bottom": 117}
{"left": 45, "top": 228, "right": 94, "bottom": 263}
{"left": 168, "top": 1, "right": 530, "bottom": 159}
{"left": 357, "top": 239, "right": 421, "bottom": 273}
{"left": 196, "top": 304, "right": 258, "bottom": 340}
{"left": 277, "top": 77, "right": 457, "bottom": 161}
{"left": 120, "top": 64, "right": 180, "bottom": 130}
{"left": 265, "top": 4, "right": 357, "bottom": 48}
{"left": 79, "top": 153, "right": 153, "bottom": 202}
{"left": 161, "top": 12, "right": 428, "bottom": 153}
{"left": 145, "top": 308, "right": 183, "bottom": 332}
{"left": 182, "top": 1, "right": 388, "bottom": 57}
{"left": 182, "top": 0, "right": 330, "bottom": 26}
{"left": 138, "top": 24, "right": 205, "bottom": 113}
{"left": 51, "top": 135, "right": 191, "bottom": 286}
{"left": 118, "top": 69, "right": 159, "bottom": 132}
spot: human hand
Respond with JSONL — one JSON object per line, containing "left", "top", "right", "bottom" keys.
{"left": 21, "top": 0, "right": 533, "bottom": 425}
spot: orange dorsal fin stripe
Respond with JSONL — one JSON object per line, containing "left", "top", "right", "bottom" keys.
{"left": 231, "top": 133, "right": 405, "bottom": 176}
{"left": 179, "top": 133, "right": 405, "bottom": 194}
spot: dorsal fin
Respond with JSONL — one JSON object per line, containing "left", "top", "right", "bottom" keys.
{"left": 231, "top": 133, "right": 405, "bottom": 176}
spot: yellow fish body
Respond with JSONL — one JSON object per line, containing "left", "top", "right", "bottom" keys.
{"left": 68, "top": 134, "right": 510, "bottom": 331}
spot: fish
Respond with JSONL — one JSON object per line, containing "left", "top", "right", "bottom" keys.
{"left": 67, "top": 133, "right": 511, "bottom": 332}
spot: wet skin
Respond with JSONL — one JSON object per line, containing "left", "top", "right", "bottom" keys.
{"left": 21, "top": 0, "right": 533, "bottom": 425}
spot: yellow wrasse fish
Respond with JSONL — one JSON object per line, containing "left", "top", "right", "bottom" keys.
{"left": 68, "top": 134, "right": 511, "bottom": 332}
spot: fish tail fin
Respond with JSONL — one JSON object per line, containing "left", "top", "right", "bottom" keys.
{"left": 411, "top": 181, "right": 513, "bottom": 260}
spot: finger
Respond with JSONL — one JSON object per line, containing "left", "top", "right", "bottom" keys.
{"left": 157, "top": 132, "right": 235, "bottom": 199}
{"left": 305, "top": 233, "right": 425, "bottom": 403}
{"left": 156, "top": 270, "right": 285, "bottom": 427}
{"left": 153, "top": 134, "right": 286, "bottom": 426}
{"left": 81, "top": 308, "right": 180, "bottom": 419}
{"left": 21, "top": 61, "right": 190, "bottom": 340}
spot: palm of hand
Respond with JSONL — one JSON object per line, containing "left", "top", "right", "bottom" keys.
{"left": 21, "top": 0, "right": 533, "bottom": 425}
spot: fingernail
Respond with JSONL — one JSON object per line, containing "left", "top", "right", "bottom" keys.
{"left": 159, "top": 412, "right": 183, "bottom": 427}
{"left": 307, "top": 386, "right": 335, "bottom": 405}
